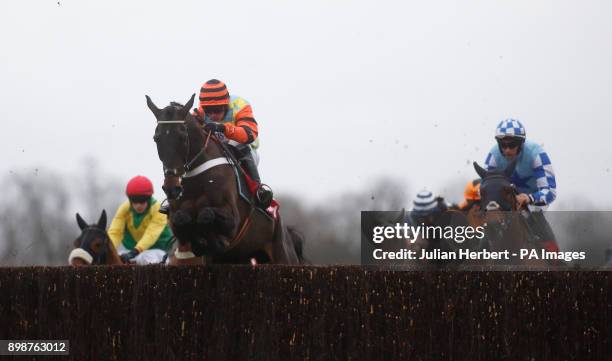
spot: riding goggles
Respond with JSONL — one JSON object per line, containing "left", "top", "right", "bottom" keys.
{"left": 128, "top": 195, "right": 150, "bottom": 204}
{"left": 497, "top": 139, "right": 522, "bottom": 149}
{"left": 203, "top": 105, "right": 228, "bottom": 115}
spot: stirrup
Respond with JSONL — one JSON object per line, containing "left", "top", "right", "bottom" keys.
{"left": 256, "top": 184, "right": 273, "bottom": 209}
{"left": 159, "top": 199, "right": 170, "bottom": 215}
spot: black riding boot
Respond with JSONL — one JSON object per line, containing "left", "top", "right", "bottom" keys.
{"left": 240, "top": 154, "right": 273, "bottom": 209}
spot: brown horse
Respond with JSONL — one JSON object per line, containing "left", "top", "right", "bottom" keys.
{"left": 473, "top": 160, "right": 548, "bottom": 267}
{"left": 145, "top": 94, "right": 305, "bottom": 265}
{"left": 68, "top": 211, "right": 123, "bottom": 266}
{"left": 408, "top": 205, "right": 480, "bottom": 268}
{"left": 464, "top": 204, "right": 485, "bottom": 229}
{"left": 362, "top": 207, "right": 478, "bottom": 269}
{"left": 452, "top": 196, "right": 486, "bottom": 229}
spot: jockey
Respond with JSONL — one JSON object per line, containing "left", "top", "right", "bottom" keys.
{"left": 405, "top": 190, "right": 454, "bottom": 262}
{"left": 407, "top": 190, "right": 448, "bottom": 227}
{"left": 484, "top": 118, "right": 559, "bottom": 252}
{"left": 455, "top": 179, "right": 481, "bottom": 211}
{"left": 194, "top": 79, "right": 273, "bottom": 208}
{"left": 108, "top": 175, "right": 174, "bottom": 264}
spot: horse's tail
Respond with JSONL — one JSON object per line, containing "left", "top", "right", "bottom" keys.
{"left": 287, "top": 226, "right": 309, "bottom": 264}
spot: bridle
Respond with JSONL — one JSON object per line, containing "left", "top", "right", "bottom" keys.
{"left": 157, "top": 120, "right": 233, "bottom": 200}
{"left": 69, "top": 226, "right": 110, "bottom": 265}
{"left": 479, "top": 175, "right": 524, "bottom": 248}
{"left": 156, "top": 120, "right": 193, "bottom": 177}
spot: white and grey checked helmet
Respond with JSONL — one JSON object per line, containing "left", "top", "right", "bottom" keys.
{"left": 411, "top": 190, "right": 440, "bottom": 217}
{"left": 495, "top": 118, "right": 526, "bottom": 139}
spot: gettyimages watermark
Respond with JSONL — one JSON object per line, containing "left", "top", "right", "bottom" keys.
{"left": 361, "top": 211, "right": 610, "bottom": 268}
{"left": 371, "top": 222, "right": 485, "bottom": 244}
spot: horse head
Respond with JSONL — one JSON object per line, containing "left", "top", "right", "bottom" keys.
{"left": 146, "top": 94, "right": 200, "bottom": 200}
{"left": 473, "top": 159, "right": 527, "bottom": 251}
{"left": 473, "top": 159, "right": 518, "bottom": 213}
{"left": 69, "top": 210, "right": 110, "bottom": 266}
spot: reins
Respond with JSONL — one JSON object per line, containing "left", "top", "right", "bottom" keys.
{"left": 199, "top": 130, "right": 258, "bottom": 249}
{"left": 480, "top": 184, "right": 538, "bottom": 248}
{"left": 204, "top": 131, "right": 258, "bottom": 248}
{"left": 160, "top": 122, "right": 256, "bottom": 249}
{"left": 79, "top": 226, "right": 110, "bottom": 264}
{"left": 203, "top": 129, "right": 212, "bottom": 150}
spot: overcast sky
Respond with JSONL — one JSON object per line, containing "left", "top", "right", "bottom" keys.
{"left": 1, "top": 0, "right": 611, "bottom": 210}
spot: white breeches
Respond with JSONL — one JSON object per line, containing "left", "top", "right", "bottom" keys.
{"left": 117, "top": 244, "right": 167, "bottom": 265}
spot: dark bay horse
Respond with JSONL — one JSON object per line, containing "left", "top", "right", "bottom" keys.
{"left": 145, "top": 94, "right": 305, "bottom": 265}
{"left": 408, "top": 206, "right": 480, "bottom": 268}
{"left": 362, "top": 207, "right": 478, "bottom": 269}
{"left": 454, "top": 197, "right": 485, "bottom": 229}
{"left": 68, "top": 211, "right": 123, "bottom": 266}
{"left": 473, "top": 160, "right": 548, "bottom": 266}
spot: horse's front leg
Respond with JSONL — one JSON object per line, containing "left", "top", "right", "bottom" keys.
{"left": 171, "top": 208, "right": 193, "bottom": 226}
{"left": 166, "top": 220, "right": 205, "bottom": 265}
{"left": 196, "top": 206, "right": 237, "bottom": 235}
{"left": 169, "top": 221, "right": 193, "bottom": 246}
{"left": 196, "top": 206, "right": 238, "bottom": 254}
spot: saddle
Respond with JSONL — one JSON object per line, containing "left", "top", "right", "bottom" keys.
{"left": 216, "top": 140, "right": 279, "bottom": 221}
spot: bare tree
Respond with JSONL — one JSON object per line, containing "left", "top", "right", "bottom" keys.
{"left": 0, "top": 170, "right": 73, "bottom": 265}
{"left": 0, "top": 158, "right": 123, "bottom": 266}
{"left": 280, "top": 177, "right": 410, "bottom": 264}
{"left": 1, "top": 163, "right": 609, "bottom": 267}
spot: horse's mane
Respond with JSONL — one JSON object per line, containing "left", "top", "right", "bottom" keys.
{"left": 160, "top": 102, "right": 197, "bottom": 125}
{"left": 484, "top": 171, "right": 506, "bottom": 178}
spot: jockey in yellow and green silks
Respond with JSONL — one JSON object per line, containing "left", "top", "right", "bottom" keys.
{"left": 108, "top": 175, "right": 174, "bottom": 264}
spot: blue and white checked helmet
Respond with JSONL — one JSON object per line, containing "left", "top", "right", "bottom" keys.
{"left": 495, "top": 118, "right": 526, "bottom": 139}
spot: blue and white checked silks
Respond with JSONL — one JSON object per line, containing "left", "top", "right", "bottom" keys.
{"left": 485, "top": 140, "right": 557, "bottom": 207}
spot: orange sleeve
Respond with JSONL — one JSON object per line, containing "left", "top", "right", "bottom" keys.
{"left": 224, "top": 104, "right": 259, "bottom": 144}
{"left": 235, "top": 104, "right": 254, "bottom": 120}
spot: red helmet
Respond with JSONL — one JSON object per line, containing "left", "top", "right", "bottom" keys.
{"left": 125, "top": 175, "right": 154, "bottom": 197}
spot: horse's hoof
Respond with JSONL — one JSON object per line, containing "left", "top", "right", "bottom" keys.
{"left": 197, "top": 208, "right": 215, "bottom": 225}
{"left": 172, "top": 210, "right": 192, "bottom": 226}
